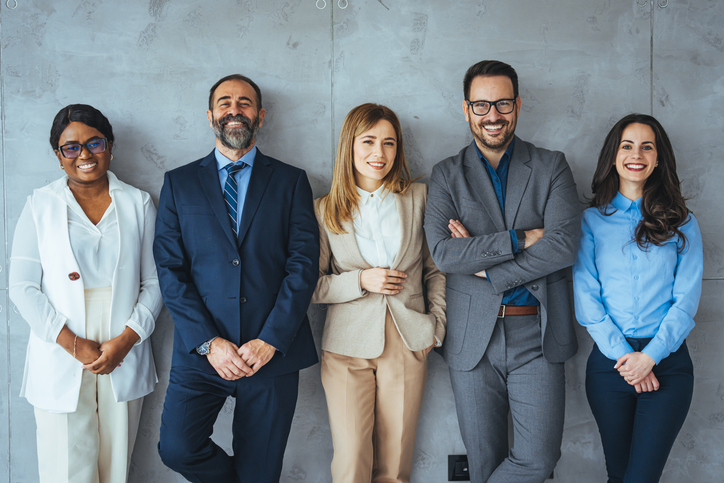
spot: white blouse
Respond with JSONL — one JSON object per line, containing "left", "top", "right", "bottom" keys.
{"left": 353, "top": 185, "right": 400, "bottom": 268}
{"left": 65, "top": 188, "right": 119, "bottom": 289}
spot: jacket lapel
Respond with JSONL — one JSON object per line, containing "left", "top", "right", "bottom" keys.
{"left": 198, "top": 151, "right": 237, "bottom": 248}
{"left": 390, "top": 190, "right": 411, "bottom": 270}
{"left": 462, "top": 142, "right": 506, "bottom": 232}
{"left": 237, "top": 150, "right": 273, "bottom": 246}
{"left": 339, "top": 216, "right": 372, "bottom": 269}
{"left": 504, "top": 137, "right": 532, "bottom": 228}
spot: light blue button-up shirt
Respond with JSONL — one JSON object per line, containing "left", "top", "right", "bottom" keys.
{"left": 215, "top": 146, "right": 256, "bottom": 235}
{"left": 572, "top": 192, "right": 703, "bottom": 364}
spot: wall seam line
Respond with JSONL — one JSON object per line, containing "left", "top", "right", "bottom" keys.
{"left": 649, "top": 0, "right": 654, "bottom": 115}
{"left": 330, "top": 1, "right": 335, "bottom": 180}
{"left": 0, "top": 6, "right": 10, "bottom": 481}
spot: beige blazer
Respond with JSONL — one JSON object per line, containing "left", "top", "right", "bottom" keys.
{"left": 313, "top": 183, "right": 446, "bottom": 359}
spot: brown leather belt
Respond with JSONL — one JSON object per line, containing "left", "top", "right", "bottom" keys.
{"left": 497, "top": 305, "right": 539, "bottom": 317}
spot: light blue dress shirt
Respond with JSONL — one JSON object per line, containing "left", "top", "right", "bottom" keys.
{"left": 572, "top": 192, "right": 703, "bottom": 365}
{"left": 215, "top": 146, "right": 256, "bottom": 235}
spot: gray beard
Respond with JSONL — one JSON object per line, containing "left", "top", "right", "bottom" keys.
{"left": 213, "top": 114, "right": 260, "bottom": 150}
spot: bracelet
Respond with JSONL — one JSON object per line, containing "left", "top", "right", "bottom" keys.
{"left": 73, "top": 335, "right": 78, "bottom": 360}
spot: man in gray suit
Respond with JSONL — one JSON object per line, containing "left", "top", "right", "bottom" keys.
{"left": 424, "top": 60, "right": 581, "bottom": 483}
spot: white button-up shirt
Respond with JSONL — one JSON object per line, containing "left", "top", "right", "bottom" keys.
{"left": 353, "top": 185, "right": 400, "bottom": 268}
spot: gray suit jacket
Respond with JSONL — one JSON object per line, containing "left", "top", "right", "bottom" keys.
{"left": 424, "top": 137, "right": 581, "bottom": 371}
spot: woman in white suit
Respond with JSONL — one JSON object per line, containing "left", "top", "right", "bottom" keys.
{"left": 9, "top": 104, "right": 162, "bottom": 483}
{"left": 313, "top": 103, "right": 446, "bottom": 483}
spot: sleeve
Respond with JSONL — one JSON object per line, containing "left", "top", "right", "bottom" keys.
{"left": 486, "top": 153, "right": 582, "bottom": 293}
{"left": 642, "top": 215, "right": 703, "bottom": 364}
{"left": 124, "top": 196, "right": 164, "bottom": 344}
{"left": 419, "top": 184, "right": 447, "bottom": 344}
{"left": 311, "top": 200, "right": 367, "bottom": 305}
{"left": 257, "top": 170, "right": 320, "bottom": 354}
{"left": 572, "top": 213, "right": 634, "bottom": 360}
{"left": 423, "top": 163, "right": 515, "bottom": 275}
{"left": 9, "top": 198, "right": 69, "bottom": 344}
{"left": 153, "top": 172, "right": 220, "bottom": 353}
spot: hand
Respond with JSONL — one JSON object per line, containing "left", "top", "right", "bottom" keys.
{"left": 615, "top": 352, "right": 656, "bottom": 386}
{"left": 523, "top": 228, "right": 545, "bottom": 249}
{"left": 633, "top": 371, "right": 660, "bottom": 394}
{"left": 84, "top": 328, "right": 139, "bottom": 375}
{"left": 207, "top": 337, "right": 253, "bottom": 381}
{"left": 360, "top": 268, "right": 407, "bottom": 295}
{"left": 237, "top": 339, "right": 277, "bottom": 375}
{"left": 449, "top": 219, "right": 470, "bottom": 238}
{"left": 75, "top": 337, "right": 103, "bottom": 365}
{"left": 448, "top": 221, "right": 487, "bottom": 278}
{"left": 424, "top": 343, "right": 435, "bottom": 356}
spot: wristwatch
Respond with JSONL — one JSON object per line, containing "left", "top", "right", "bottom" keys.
{"left": 196, "top": 337, "right": 217, "bottom": 355}
{"left": 515, "top": 229, "right": 526, "bottom": 251}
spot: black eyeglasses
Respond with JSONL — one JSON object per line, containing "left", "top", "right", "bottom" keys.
{"left": 57, "top": 138, "right": 108, "bottom": 159}
{"left": 466, "top": 99, "right": 516, "bottom": 116}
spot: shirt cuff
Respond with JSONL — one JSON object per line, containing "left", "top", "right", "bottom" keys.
{"left": 434, "top": 335, "right": 442, "bottom": 348}
{"left": 510, "top": 230, "right": 520, "bottom": 253}
{"left": 357, "top": 269, "right": 368, "bottom": 296}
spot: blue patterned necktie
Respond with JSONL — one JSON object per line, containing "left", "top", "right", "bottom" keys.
{"left": 223, "top": 162, "right": 247, "bottom": 235}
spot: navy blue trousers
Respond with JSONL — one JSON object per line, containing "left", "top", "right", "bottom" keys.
{"left": 158, "top": 366, "right": 299, "bottom": 483}
{"left": 586, "top": 339, "right": 693, "bottom": 483}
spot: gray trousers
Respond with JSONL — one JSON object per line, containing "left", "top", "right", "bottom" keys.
{"left": 449, "top": 313, "right": 565, "bottom": 483}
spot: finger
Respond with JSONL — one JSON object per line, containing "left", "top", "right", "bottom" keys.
{"left": 634, "top": 384, "right": 642, "bottom": 394}
{"left": 232, "top": 357, "right": 254, "bottom": 376}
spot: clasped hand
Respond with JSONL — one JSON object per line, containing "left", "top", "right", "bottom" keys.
{"left": 207, "top": 337, "right": 277, "bottom": 381}
{"left": 615, "top": 351, "right": 659, "bottom": 393}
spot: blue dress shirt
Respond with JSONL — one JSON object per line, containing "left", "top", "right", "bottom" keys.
{"left": 215, "top": 146, "right": 256, "bottom": 235}
{"left": 572, "top": 192, "right": 703, "bottom": 364}
{"left": 474, "top": 140, "right": 538, "bottom": 306}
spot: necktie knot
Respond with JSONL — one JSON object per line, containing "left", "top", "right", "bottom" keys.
{"left": 224, "top": 162, "right": 246, "bottom": 176}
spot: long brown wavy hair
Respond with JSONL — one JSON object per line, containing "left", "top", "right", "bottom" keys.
{"left": 320, "top": 103, "right": 413, "bottom": 234}
{"left": 590, "top": 113, "right": 690, "bottom": 251}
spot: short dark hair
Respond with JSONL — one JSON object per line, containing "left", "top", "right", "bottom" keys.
{"left": 208, "top": 74, "right": 263, "bottom": 110}
{"left": 49, "top": 104, "right": 114, "bottom": 150}
{"left": 463, "top": 60, "right": 519, "bottom": 100}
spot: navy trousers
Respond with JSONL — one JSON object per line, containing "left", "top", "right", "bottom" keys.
{"left": 586, "top": 339, "right": 693, "bottom": 483}
{"left": 158, "top": 366, "right": 299, "bottom": 483}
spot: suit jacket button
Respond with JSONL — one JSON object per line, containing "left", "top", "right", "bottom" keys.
{"left": 240, "top": 297, "right": 247, "bottom": 304}
{"left": 531, "top": 284, "right": 539, "bottom": 291}
{"left": 232, "top": 259, "right": 240, "bottom": 266}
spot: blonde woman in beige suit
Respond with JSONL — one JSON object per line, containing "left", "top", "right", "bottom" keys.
{"left": 313, "top": 103, "right": 446, "bottom": 483}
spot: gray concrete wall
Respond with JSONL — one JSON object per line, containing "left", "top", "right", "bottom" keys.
{"left": 1, "top": 0, "right": 722, "bottom": 481}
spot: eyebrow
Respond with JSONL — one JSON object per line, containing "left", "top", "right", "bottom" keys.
{"left": 216, "top": 95, "right": 254, "bottom": 105}
{"left": 359, "top": 135, "right": 396, "bottom": 141}
{"left": 621, "top": 139, "right": 654, "bottom": 144}
{"left": 60, "top": 136, "right": 104, "bottom": 145}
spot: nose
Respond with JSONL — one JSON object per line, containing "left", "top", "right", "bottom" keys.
{"left": 78, "top": 144, "right": 93, "bottom": 159}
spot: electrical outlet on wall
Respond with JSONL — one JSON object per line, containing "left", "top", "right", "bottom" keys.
{"left": 448, "top": 455, "right": 469, "bottom": 481}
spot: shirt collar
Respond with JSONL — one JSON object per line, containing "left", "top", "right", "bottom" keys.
{"left": 611, "top": 191, "right": 642, "bottom": 213}
{"left": 474, "top": 137, "right": 516, "bottom": 169}
{"left": 215, "top": 146, "right": 257, "bottom": 171}
{"left": 356, "top": 184, "right": 388, "bottom": 206}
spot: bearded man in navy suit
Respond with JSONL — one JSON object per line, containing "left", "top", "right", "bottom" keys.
{"left": 154, "top": 74, "right": 319, "bottom": 482}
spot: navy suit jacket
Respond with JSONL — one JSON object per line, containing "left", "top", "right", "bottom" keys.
{"left": 154, "top": 149, "right": 319, "bottom": 377}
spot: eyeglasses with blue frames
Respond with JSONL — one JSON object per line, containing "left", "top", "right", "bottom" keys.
{"left": 466, "top": 98, "right": 517, "bottom": 116}
{"left": 57, "top": 138, "right": 108, "bottom": 159}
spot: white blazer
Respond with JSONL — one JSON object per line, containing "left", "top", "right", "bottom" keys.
{"left": 9, "top": 171, "right": 163, "bottom": 412}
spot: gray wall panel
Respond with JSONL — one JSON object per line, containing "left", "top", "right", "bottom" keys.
{"left": 0, "top": 291, "right": 9, "bottom": 483}
{"left": 1, "top": 1, "right": 722, "bottom": 482}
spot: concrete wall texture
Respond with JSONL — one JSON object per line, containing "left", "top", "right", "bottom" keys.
{"left": 1, "top": 0, "right": 722, "bottom": 481}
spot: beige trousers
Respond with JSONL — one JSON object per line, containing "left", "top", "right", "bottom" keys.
{"left": 34, "top": 287, "right": 144, "bottom": 483}
{"left": 321, "top": 310, "right": 428, "bottom": 483}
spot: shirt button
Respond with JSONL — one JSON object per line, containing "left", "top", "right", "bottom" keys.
{"left": 633, "top": 255, "right": 638, "bottom": 260}
{"left": 531, "top": 284, "right": 539, "bottom": 291}
{"left": 240, "top": 297, "right": 247, "bottom": 304}
{"left": 232, "top": 259, "right": 240, "bottom": 266}
{"left": 635, "top": 296, "right": 640, "bottom": 300}
{"left": 634, "top": 275, "right": 639, "bottom": 280}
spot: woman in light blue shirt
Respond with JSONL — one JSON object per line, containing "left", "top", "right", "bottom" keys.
{"left": 573, "top": 114, "right": 703, "bottom": 483}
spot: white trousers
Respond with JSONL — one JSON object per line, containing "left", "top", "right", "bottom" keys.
{"left": 34, "top": 287, "right": 144, "bottom": 483}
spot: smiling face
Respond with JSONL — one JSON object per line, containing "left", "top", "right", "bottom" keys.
{"left": 207, "top": 79, "right": 265, "bottom": 155}
{"left": 463, "top": 75, "right": 521, "bottom": 160}
{"left": 55, "top": 122, "right": 112, "bottom": 188}
{"left": 352, "top": 119, "right": 397, "bottom": 192}
{"left": 615, "top": 122, "right": 658, "bottom": 199}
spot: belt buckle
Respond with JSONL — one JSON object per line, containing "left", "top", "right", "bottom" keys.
{"left": 499, "top": 304, "right": 506, "bottom": 318}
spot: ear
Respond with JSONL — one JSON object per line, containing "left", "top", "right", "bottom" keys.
{"left": 207, "top": 110, "right": 214, "bottom": 128}
{"left": 515, "top": 96, "right": 522, "bottom": 116}
{"left": 257, "top": 108, "right": 266, "bottom": 128}
{"left": 55, "top": 149, "right": 64, "bottom": 165}
{"left": 462, "top": 100, "right": 471, "bottom": 123}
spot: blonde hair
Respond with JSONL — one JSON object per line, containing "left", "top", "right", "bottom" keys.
{"left": 321, "top": 103, "right": 413, "bottom": 234}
